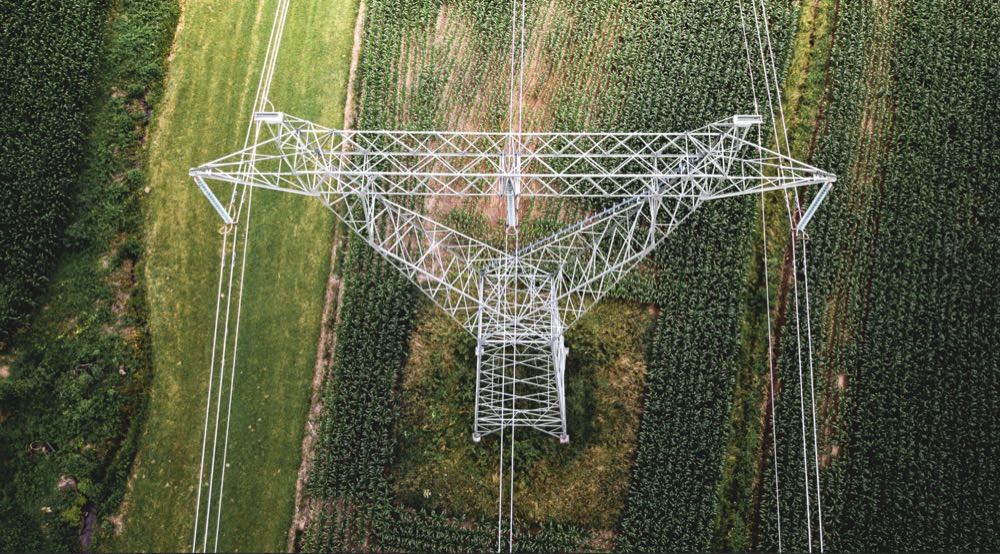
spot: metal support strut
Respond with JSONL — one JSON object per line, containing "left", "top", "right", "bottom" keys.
{"left": 190, "top": 113, "right": 835, "bottom": 441}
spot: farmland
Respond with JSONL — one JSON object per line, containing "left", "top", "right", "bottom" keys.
{"left": 759, "top": 0, "right": 1000, "bottom": 550}
{"left": 0, "top": 0, "right": 109, "bottom": 337}
{"left": 0, "top": 0, "right": 997, "bottom": 552}
{"left": 299, "top": 0, "right": 801, "bottom": 551}
{"left": 105, "top": 0, "right": 360, "bottom": 551}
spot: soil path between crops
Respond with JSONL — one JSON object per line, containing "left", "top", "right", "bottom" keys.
{"left": 748, "top": 0, "right": 841, "bottom": 546}
{"left": 286, "top": 2, "right": 365, "bottom": 550}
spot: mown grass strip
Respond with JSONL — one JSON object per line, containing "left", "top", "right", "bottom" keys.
{"left": 108, "top": 0, "right": 358, "bottom": 551}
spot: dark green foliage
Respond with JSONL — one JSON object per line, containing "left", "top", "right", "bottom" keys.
{"left": 0, "top": 0, "right": 111, "bottom": 337}
{"left": 369, "top": 508, "right": 493, "bottom": 553}
{"left": 516, "top": 521, "right": 594, "bottom": 553}
{"left": 0, "top": 0, "right": 178, "bottom": 550}
{"left": 760, "top": 0, "right": 1000, "bottom": 551}
{"left": 614, "top": 1, "right": 797, "bottom": 551}
{"left": 309, "top": 238, "right": 416, "bottom": 507}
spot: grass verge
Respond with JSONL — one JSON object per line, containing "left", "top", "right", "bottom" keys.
{"left": 106, "top": 0, "right": 359, "bottom": 551}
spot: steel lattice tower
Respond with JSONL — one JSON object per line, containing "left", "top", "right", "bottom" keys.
{"left": 191, "top": 112, "right": 835, "bottom": 442}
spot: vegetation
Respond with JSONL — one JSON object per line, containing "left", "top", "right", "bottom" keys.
{"left": 0, "top": 0, "right": 109, "bottom": 337}
{"left": 301, "top": 240, "right": 417, "bottom": 551}
{"left": 759, "top": 0, "right": 1000, "bottom": 550}
{"left": 4, "top": 0, "right": 997, "bottom": 551}
{"left": 614, "top": 2, "right": 798, "bottom": 551}
{"left": 106, "top": 0, "right": 360, "bottom": 551}
{"left": 393, "top": 300, "right": 652, "bottom": 529}
{"left": 0, "top": 0, "right": 178, "bottom": 550}
{"left": 308, "top": 238, "right": 416, "bottom": 509}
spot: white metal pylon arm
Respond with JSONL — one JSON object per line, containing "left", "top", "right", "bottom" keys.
{"left": 190, "top": 112, "right": 837, "bottom": 445}
{"left": 512, "top": 191, "right": 702, "bottom": 327}
{"left": 189, "top": 112, "right": 835, "bottom": 330}
{"left": 485, "top": 116, "right": 835, "bottom": 326}
{"left": 190, "top": 113, "right": 834, "bottom": 202}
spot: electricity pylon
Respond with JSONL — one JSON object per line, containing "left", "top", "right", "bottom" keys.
{"left": 191, "top": 111, "right": 834, "bottom": 442}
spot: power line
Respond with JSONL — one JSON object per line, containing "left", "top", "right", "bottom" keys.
{"left": 191, "top": 208, "right": 235, "bottom": 553}
{"left": 191, "top": 0, "right": 291, "bottom": 551}
{"left": 743, "top": 0, "right": 827, "bottom": 550}
{"left": 736, "top": 0, "right": 783, "bottom": 550}
{"left": 754, "top": 0, "right": 825, "bottom": 548}
{"left": 211, "top": 0, "right": 293, "bottom": 545}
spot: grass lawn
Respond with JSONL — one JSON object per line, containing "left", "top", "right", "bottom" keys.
{"left": 106, "top": 0, "right": 359, "bottom": 551}
{"left": 393, "top": 300, "right": 654, "bottom": 531}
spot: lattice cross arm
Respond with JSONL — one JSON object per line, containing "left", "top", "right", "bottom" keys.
{"left": 189, "top": 112, "right": 835, "bottom": 333}
{"left": 518, "top": 116, "right": 836, "bottom": 327}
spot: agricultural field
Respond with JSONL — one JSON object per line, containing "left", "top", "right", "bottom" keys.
{"left": 0, "top": 0, "right": 110, "bottom": 337}
{"left": 760, "top": 0, "right": 1000, "bottom": 551}
{"left": 0, "top": 0, "right": 997, "bottom": 552}
{"left": 298, "top": 0, "right": 801, "bottom": 551}
{"left": 0, "top": 0, "right": 178, "bottom": 550}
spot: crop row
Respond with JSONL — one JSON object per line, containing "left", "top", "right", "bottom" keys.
{"left": 615, "top": 1, "right": 797, "bottom": 551}
{"left": 759, "top": 0, "right": 1000, "bottom": 550}
{"left": 308, "top": 237, "right": 415, "bottom": 508}
{"left": 0, "top": 0, "right": 111, "bottom": 337}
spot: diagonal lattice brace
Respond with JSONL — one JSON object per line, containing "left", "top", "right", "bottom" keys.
{"left": 190, "top": 112, "right": 836, "bottom": 439}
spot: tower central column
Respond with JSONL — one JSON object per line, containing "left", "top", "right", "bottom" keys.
{"left": 472, "top": 263, "right": 569, "bottom": 442}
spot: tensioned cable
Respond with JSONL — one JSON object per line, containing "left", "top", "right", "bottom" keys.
{"left": 757, "top": 10, "right": 826, "bottom": 552}
{"left": 496, "top": 229, "right": 509, "bottom": 554}
{"left": 507, "top": 231, "right": 520, "bottom": 554}
{"left": 191, "top": 0, "right": 291, "bottom": 551}
{"left": 736, "top": 0, "right": 782, "bottom": 550}
{"left": 212, "top": 3, "right": 293, "bottom": 543}
{"left": 744, "top": 0, "right": 815, "bottom": 550}
{"left": 754, "top": 1, "right": 824, "bottom": 551}
{"left": 507, "top": 0, "right": 519, "bottom": 137}
{"left": 754, "top": 1, "right": 825, "bottom": 550}
{"left": 191, "top": 2, "right": 287, "bottom": 544}
{"left": 798, "top": 215, "right": 823, "bottom": 550}
{"left": 213, "top": 116, "right": 265, "bottom": 553}
{"left": 192, "top": 3, "right": 285, "bottom": 538}
{"left": 496, "top": 0, "right": 528, "bottom": 551}
{"left": 198, "top": 153, "right": 257, "bottom": 553}
{"left": 191, "top": 192, "right": 238, "bottom": 553}
{"left": 517, "top": 0, "right": 526, "bottom": 135}
{"left": 196, "top": 155, "right": 252, "bottom": 553}
{"left": 508, "top": 3, "right": 527, "bottom": 549}
{"left": 200, "top": 186, "right": 247, "bottom": 552}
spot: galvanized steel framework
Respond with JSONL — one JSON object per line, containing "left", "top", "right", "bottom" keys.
{"left": 190, "top": 112, "right": 835, "bottom": 442}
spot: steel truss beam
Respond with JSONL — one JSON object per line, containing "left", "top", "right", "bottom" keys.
{"left": 191, "top": 112, "right": 835, "bottom": 440}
